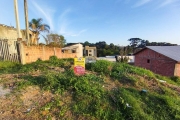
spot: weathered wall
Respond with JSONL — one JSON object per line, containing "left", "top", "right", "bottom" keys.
{"left": 23, "top": 45, "right": 77, "bottom": 64}
{"left": 0, "top": 25, "right": 28, "bottom": 40}
{"left": 0, "top": 25, "right": 18, "bottom": 38}
{"left": 134, "top": 48, "right": 177, "bottom": 77}
{"left": 174, "top": 63, "right": 180, "bottom": 77}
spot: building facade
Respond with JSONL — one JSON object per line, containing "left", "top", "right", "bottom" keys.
{"left": 84, "top": 46, "right": 97, "bottom": 57}
{"left": 62, "top": 43, "right": 83, "bottom": 58}
{"left": 134, "top": 46, "right": 180, "bottom": 77}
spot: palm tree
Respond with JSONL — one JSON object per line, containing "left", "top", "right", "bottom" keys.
{"left": 29, "top": 18, "right": 50, "bottom": 44}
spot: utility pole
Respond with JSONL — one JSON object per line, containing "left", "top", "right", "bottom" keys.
{"left": 24, "top": 0, "right": 29, "bottom": 45}
{"left": 14, "top": 0, "right": 22, "bottom": 39}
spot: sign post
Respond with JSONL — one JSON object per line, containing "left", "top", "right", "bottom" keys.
{"left": 74, "top": 57, "right": 85, "bottom": 75}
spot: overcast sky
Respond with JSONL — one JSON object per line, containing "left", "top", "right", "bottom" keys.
{"left": 0, "top": 0, "right": 180, "bottom": 45}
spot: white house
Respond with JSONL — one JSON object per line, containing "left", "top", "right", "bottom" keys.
{"left": 62, "top": 43, "right": 83, "bottom": 58}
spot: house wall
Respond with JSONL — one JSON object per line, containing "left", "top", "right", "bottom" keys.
{"left": 84, "top": 46, "right": 97, "bottom": 57}
{"left": 174, "top": 63, "right": 180, "bottom": 77}
{"left": 88, "top": 49, "right": 94, "bottom": 56}
{"left": 0, "top": 25, "right": 39, "bottom": 45}
{"left": 0, "top": 25, "right": 18, "bottom": 38}
{"left": 76, "top": 43, "right": 83, "bottom": 57}
{"left": 134, "top": 48, "right": 177, "bottom": 76}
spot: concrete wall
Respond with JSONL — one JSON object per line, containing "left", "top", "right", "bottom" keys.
{"left": 0, "top": 25, "right": 18, "bottom": 38}
{"left": 134, "top": 48, "right": 177, "bottom": 77}
{"left": 0, "top": 25, "right": 38, "bottom": 44}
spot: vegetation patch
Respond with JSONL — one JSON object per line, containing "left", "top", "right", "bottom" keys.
{"left": 0, "top": 59, "right": 180, "bottom": 119}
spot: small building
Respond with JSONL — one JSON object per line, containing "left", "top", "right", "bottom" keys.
{"left": 84, "top": 46, "right": 97, "bottom": 57}
{"left": 62, "top": 43, "right": 83, "bottom": 58}
{"left": 134, "top": 46, "right": 180, "bottom": 77}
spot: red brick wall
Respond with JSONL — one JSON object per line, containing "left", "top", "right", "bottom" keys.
{"left": 23, "top": 45, "right": 77, "bottom": 63}
{"left": 134, "top": 48, "right": 177, "bottom": 76}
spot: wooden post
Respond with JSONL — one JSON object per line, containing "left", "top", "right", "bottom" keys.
{"left": 24, "top": 0, "right": 29, "bottom": 45}
{"left": 17, "top": 40, "right": 26, "bottom": 64}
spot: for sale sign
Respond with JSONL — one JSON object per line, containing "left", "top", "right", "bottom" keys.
{"left": 74, "top": 57, "right": 85, "bottom": 75}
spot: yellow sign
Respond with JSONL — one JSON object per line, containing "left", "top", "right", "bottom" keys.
{"left": 74, "top": 57, "right": 85, "bottom": 67}
{"left": 74, "top": 57, "right": 85, "bottom": 75}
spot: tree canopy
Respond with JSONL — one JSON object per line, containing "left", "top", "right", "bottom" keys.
{"left": 43, "top": 33, "right": 66, "bottom": 47}
{"left": 29, "top": 18, "right": 50, "bottom": 34}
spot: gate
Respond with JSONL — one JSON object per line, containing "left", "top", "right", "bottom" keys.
{"left": 0, "top": 38, "right": 21, "bottom": 63}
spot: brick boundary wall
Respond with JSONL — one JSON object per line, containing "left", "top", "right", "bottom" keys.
{"left": 21, "top": 44, "right": 77, "bottom": 64}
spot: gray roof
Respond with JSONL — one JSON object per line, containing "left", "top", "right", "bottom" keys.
{"left": 146, "top": 46, "right": 180, "bottom": 62}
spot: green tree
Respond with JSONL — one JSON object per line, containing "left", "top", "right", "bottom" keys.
{"left": 128, "top": 38, "right": 142, "bottom": 53}
{"left": 43, "top": 33, "right": 66, "bottom": 47}
{"left": 84, "top": 41, "right": 90, "bottom": 46}
{"left": 29, "top": 18, "right": 50, "bottom": 44}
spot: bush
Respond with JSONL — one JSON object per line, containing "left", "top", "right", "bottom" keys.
{"left": 170, "top": 76, "right": 180, "bottom": 83}
{"left": 90, "top": 60, "right": 112, "bottom": 74}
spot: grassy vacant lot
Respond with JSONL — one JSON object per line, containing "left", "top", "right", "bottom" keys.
{"left": 0, "top": 56, "right": 180, "bottom": 120}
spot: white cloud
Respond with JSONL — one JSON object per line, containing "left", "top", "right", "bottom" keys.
{"left": 70, "top": 29, "right": 88, "bottom": 36}
{"left": 31, "top": 1, "right": 55, "bottom": 31}
{"left": 133, "top": 0, "right": 152, "bottom": 7}
{"left": 59, "top": 27, "right": 88, "bottom": 37}
{"left": 59, "top": 8, "right": 71, "bottom": 20}
{"left": 30, "top": 1, "right": 87, "bottom": 37}
{"left": 58, "top": 9, "right": 87, "bottom": 37}
{"left": 159, "top": 0, "right": 178, "bottom": 7}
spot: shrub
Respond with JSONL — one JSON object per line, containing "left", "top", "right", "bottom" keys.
{"left": 118, "top": 56, "right": 129, "bottom": 63}
{"left": 170, "top": 76, "right": 180, "bottom": 83}
{"left": 90, "top": 60, "right": 112, "bottom": 74}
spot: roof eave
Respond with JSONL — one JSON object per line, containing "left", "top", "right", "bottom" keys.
{"left": 133, "top": 47, "right": 147, "bottom": 55}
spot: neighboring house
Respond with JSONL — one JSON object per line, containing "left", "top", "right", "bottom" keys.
{"left": 134, "top": 46, "right": 180, "bottom": 77}
{"left": 84, "top": 46, "right": 97, "bottom": 57}
{"left": 62, "top": 43, "right": 83, "bottom": 58}
{"left": 0, "top": 24, "right": 39, "bottom": 44}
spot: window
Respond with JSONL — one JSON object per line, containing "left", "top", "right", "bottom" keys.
{"left": 72, "top": 50, "right": 76, "bottom": 53}
{"left": 147, "top": 59, "right": 150, "bottom": 63}
{"left": 89, "top": 54, "right": 92, "bottom": 56}
{"left": 89, "top": 50, "right": 92, "bottom": 52}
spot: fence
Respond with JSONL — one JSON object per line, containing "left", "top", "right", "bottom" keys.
{"left": 0, "top": 38, "right": 20, "bottom": 62}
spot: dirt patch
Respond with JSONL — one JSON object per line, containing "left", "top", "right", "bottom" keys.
{"left": 0, "top": 85, "right": 11, "bottom": 98}
{"left": 0, "top": 85, "right": 54, "bottom": 120}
